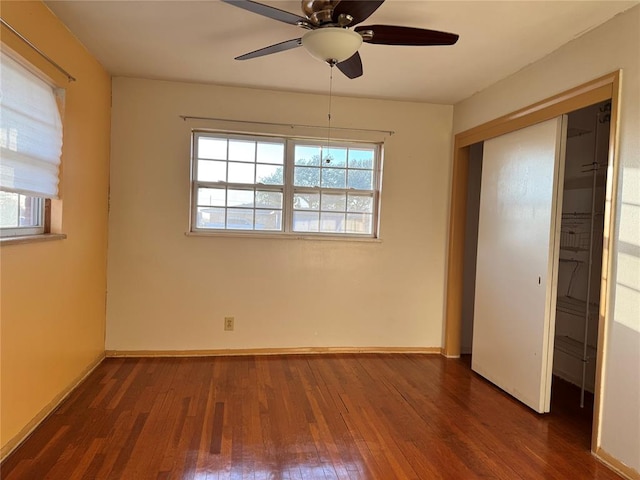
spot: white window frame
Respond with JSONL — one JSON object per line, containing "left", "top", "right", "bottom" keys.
{"left": 0, "top": 192, "right": 45, "bottom": 238}
{"left": 190, "top": 130, "right": 383, "bottom": 239}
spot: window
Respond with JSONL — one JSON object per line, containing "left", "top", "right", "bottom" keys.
{"left": 0, "top": 192, "right": 44, "bottom": 236}
{"left": 191, "top": 132, "right": 382, "bottom": 238}
{"left": 0, "top": 51, "right": 63, "bottom": 238}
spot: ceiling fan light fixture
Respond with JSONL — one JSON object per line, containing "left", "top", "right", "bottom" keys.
{"left": 302, "top": 28, "right": 362, "bottom": 64}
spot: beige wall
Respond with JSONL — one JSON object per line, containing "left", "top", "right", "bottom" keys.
{"left": 0, "top": 1, "right": 111, "bottom": 455}
{"left": 453, "top": 6, "right": 640, "bottom": 474}
{"left": 106, "top": 77, "right": 453, "bottom": 351}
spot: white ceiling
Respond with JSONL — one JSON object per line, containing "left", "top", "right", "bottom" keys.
{"left": 45, "top": 0, "right": 637, "bottom": 104}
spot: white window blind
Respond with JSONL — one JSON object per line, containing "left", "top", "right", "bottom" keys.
{"left": 0, "top": 51, "right": 63, "bottom": 198}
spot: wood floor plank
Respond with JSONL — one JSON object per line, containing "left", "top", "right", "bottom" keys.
{"left": 1, "top": 354, "right": 622, "bottom": 479}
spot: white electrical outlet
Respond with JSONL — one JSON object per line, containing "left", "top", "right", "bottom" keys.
{"left": 224, "top": 317, "right": 234, "bottom": 331}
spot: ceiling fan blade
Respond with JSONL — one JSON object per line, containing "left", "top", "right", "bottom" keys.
{"left": 333, "top": 1, "right": 385, "bottom": 26}
{"left": 221, "top": 0, "right": 306, "bottom": 26}
{"left": 336, "top": 52, "right": 363, "bottom": 79}
{"left": 356, "top": 25, "right": 459, "bottom": 46}
{"left": 235, "top": 38, "right": 302, "bottom": 60}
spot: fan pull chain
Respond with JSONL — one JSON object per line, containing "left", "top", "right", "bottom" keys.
{"left": 326, "top": 64, "right": 334, "bottom": 164}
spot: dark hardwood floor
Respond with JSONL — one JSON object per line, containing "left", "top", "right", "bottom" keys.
{"left": 1, "top": 354, "right": 619, "bottom": 479}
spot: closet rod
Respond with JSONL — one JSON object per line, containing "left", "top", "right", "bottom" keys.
{"left": 0, "top": 18, "right": 76, "bottom": 82}
{"left": 180, "top": 115, "right": 395, "bottom": 137}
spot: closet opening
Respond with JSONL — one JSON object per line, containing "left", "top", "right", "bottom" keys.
{"left": 458, "top": 99, "right": 612, "bottom": 447}
{"left": 555, "top": 100, "right": 611, "bottom": 409}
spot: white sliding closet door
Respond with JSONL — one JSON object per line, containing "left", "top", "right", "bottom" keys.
{"left": 472, "top": 117, "right": 566, "bottom": 414}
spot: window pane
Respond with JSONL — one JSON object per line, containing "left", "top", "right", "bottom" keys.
{"left": 347, "top": 194, "right": 373, "bottom": 213}
{"left": 346, "top": 213, "right": 373, "bottom": 234}
{"left": 197, "top": 207, "right": 225, "bottom": 229}
{"left": 293, "top": 193, "right": 320, "bottom": 210}
{"left": 197, "top": 187, "right": 225, "bottom": 207}
{"left": 198, "top": 138, "right": 227, "bottom": 160}
{"left": 294, "top": 167, "right": 320, "bottom": 187}
{"left": 0, "top": 191, "right": 18, "bottom": 227}
{"left": 293, "top": 211, "right": 319, "bottom": 232}
{"left": 228, "top": 140, "right": 255, "bottom": 162}
{"left": 256, "top": 191, "right": 282, "bottom": 209}
{"left": 19, "top": 195, "right": 40, "bottom": 227}
{"left": 256, "top": 164, "right": 283, "bottom": 185}
{"left": 257, "top": 142, "right": 284, "bottom": 165}
{"left": 347, "top": 169, "right": 373, "bottom": 190}
{"left": 255, "top": 210, "right": 282, "bottom": 231}
{"left": 198, "top": 160, "right": 226, "bottom": 182}
{"left": 348, "top": 148, "right": 374, "bottom": 169}
{"left": 227, "top": 208, "right": 253, "bottom": 229}
{"left": 321, "top": 193, "right": 346, "bottom": 211}
{"left": 295, "top": 145, "right": 321, "bottom": 166}
{"left": 228, "top": 189, "right": 254, "bottom": 207}
{"left": 323, "top": 147, "right": 347, "bottom": 168}
{"left": 228, "top": 162, "right": 255, "bottom": 184}
{"left": 192, "top": 134, "right": 379, "bottom": 237}
{"left": 0, "top": 192, "right": 42, "bottom": 234}
{"left": 320, "top": 212, "right": 346, "bottom": 233}
{"left": 321, "top": 168, "right": 346, "bottom": 189}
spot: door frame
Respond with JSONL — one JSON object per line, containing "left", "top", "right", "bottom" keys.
{"left": 443, "top": 71, "right": 621, "bottom": 452}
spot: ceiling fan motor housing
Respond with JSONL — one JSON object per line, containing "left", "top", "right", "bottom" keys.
{"left": 302, "top": 0, "right": 341, "bottom": 25}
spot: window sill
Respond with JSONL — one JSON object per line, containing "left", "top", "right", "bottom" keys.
{"left": 0, "top": 233, "right": 67, "bottom": 246}
{"left": 185, "top": 231, "right": 382, "bottom": 243}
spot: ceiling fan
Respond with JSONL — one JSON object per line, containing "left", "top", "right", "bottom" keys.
{"left": 221, "top": 0, "right": 459, "bottom": 79}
